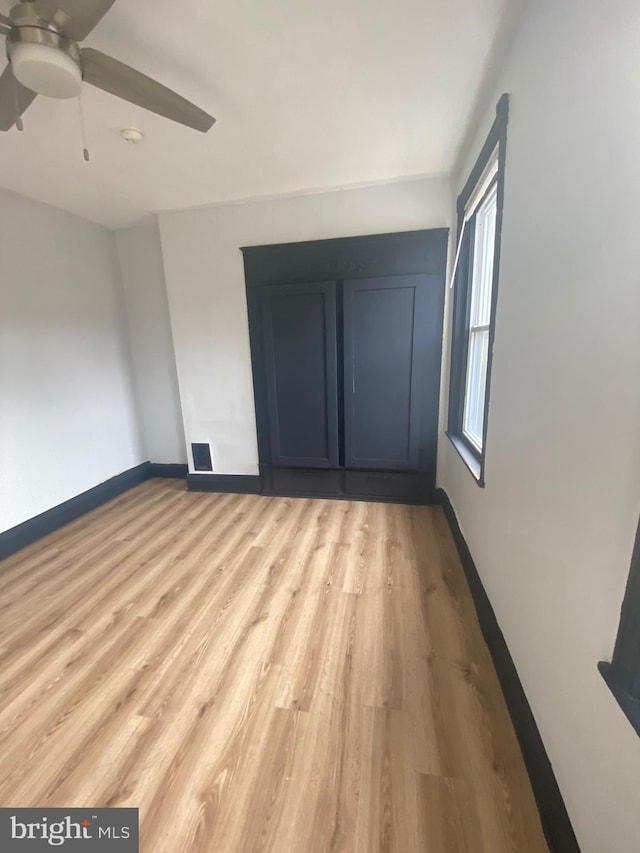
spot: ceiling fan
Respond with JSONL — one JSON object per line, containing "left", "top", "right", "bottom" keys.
{"left": 0, "top": 0, "right": 215, "bottom": 133}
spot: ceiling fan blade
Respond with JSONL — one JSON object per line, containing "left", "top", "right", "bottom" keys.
{"left": 0, "top": 63, "right": 37, "bottom": 131}
{"left": 0, "top": 12, "right": 12, "bottom": 27}
{"left": 81, "top": 48, "right": 215, "bottom": 133}
{"left": 34, "top": 0, "right": 115, "bottom": 41}
{"left": 0, "top": 23, "right": 10, "bottom": 35}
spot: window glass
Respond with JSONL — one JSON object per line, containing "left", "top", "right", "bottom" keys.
{"left": 462, "top": 182, "right": 497, "bottom": 451}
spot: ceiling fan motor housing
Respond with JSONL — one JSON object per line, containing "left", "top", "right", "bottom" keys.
{"left": 7, "top": 25, "right": 81, "bottom": 98}
{"left": 0, "top": 0, "right": 215, "bottom": 132}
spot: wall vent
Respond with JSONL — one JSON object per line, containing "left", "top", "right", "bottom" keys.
{"left": 191, "top": 442, "right": 213, "bottom": 471}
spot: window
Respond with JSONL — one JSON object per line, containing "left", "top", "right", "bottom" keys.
{"left": 598, "top": 517, "right": 640, "bottom": 737}
{"left": 447, "top": 94, "right": 509, "bottom": 485}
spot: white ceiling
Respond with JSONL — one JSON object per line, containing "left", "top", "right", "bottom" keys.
{"left": 0, "top": 0, "right": 514, "bottom": 228}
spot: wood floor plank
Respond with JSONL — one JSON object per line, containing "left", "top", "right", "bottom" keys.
{"left": 0, "top": 479, "right": 548, "bottom": 851}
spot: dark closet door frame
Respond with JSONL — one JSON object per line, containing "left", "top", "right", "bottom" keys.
{"left": 242, "top": 229, "right": 449, "bottom": 504}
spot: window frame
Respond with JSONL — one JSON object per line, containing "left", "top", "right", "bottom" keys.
{"left": 598, "top": 517, "right": 640, "bottom": 737}
{"left": 447, "top": 94, "right": 509, "bottom": 486}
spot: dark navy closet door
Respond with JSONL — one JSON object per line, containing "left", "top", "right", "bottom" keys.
{"left": 261, "top": 282, "right": 339, "bottom": 468}
{"left": 343, "top": 275, "right": 428, "bottom": 471}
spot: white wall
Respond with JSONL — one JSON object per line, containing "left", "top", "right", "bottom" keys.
{"left": 0, "top": 189, "right": 145, "bottom": 534}
{"left": 438, "top": 2, "right": 640, "bottom": 851}
{"left": 158, "top": 177, "right": 451, "bottom": 474}
{"left": 115, "top": 223, "right": 186, "bottom": 464}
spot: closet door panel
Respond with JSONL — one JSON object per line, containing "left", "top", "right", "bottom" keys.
{"left": 262, "top": 282, "right": 339, "bottom": 467}
{"left": 343, "top": 275, "right": 426, "bottom": 470}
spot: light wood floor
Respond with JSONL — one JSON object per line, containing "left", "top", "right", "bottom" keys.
{"left": 0, "top": 479, "right": 547, "bottom": 852}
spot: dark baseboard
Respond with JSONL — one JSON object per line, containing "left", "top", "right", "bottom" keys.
{"left": 149, "top": 463, "right": 188, "bottom": 479}
{"left": 0, "top": 462, "right": 152, "bottom": 562}
{"left": 435, "top": 488, "right": 580, "bottom": 853}
{"left": 187, "top": 473, "right": 261, "bottom": 494}
{"left": 0, "top": 461, "right": 189, "bottom": 563}
{"left": 260, "top": 489, "right": 437, "bottom": 506}
{"left": 259, "top": 464, "right": 437, "bottom": 505}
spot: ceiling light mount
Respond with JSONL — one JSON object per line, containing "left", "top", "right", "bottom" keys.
{"left": 120, "top": 127, "right": 143, "bottom": 144}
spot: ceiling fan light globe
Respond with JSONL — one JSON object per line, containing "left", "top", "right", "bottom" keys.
{"left": 11, "top": 42, "right": 82, "bottom": 98}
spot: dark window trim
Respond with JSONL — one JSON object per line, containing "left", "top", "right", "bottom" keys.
{"left": 447, "top": 93, "right": 509, "bottom": 487}
{"left": 446, "top": 432, "right": 482, "bottom": 483}
{"left": 598, "top": 516, "right": 640, "bottom": 736}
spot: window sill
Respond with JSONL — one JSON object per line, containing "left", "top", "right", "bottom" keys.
{"left": 598, "top": 661, "right": 640, "bottom": 737}
{"left": 446, "top": 432, "right": 484, "bottom": 486}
